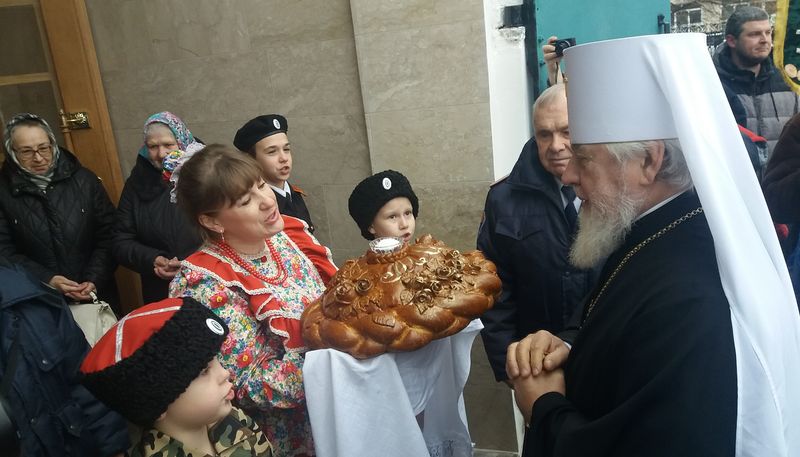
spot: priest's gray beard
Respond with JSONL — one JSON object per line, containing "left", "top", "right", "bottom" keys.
{"left": 569, "top": 186, "right": 642, "bottom": 269}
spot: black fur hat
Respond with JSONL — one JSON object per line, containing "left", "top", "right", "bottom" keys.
{"left": 348, "top": 170, "right": 419, "bottom": 240}
{"left": 80, "top": 297, "right": 228, "bottom": 426}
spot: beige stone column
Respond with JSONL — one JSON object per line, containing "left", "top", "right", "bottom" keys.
{"left": 349, "top": 1, "right": 516, "bottom": 452}
{"left": 349, "top": 0, "right": 495, "bottom": 252}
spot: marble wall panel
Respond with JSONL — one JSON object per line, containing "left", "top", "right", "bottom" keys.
{"left": 355, "top": 20, "right": 489, "bottom": 114}
{"left": 351, "top": 0, "right": 483, "bottom": 35}
{"left": 367, "top": 103, "right": 492, "bottom": 183}
{"left": 269, "top": 38, "right": 364, "bottom": 117}
{"left": 414, "top": 180, "right": 490, "bottom": 251}
{"left": 243, "top": 0, "right": 354, "bottom": 47}
{"left": 321, "top": 182, "right": 372, "bottom": 252}
{"left": 289, "top": 113, "right": 371, "bottom": 186}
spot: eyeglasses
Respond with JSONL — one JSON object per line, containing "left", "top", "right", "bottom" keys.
{"left": 14, "top": 144, "right": 53, "bottom": 161}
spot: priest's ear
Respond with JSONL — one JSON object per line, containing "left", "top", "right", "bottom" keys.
{"left": 639, "top": 140, "right": 665, "bottom": 186}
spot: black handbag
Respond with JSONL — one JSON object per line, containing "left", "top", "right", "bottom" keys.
{"left": 0, "top": 315, "right": 22, "bottom": 456}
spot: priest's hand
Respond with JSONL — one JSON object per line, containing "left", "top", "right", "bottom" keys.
{"left": 512, "top": 368, "right": 566, "bottom": 424}
{"left": 506, "top": 330, "right": 570, "bottom": 378}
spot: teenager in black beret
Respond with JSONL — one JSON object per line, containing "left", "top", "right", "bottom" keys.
{"left": 233, "top": 114, "right": 315, "bottom": 232}
{"left": 348, "top": 170, "right": 419, "bottom": 243}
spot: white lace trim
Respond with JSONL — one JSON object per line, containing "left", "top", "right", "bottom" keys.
{"left": 285, "top": 215, "right": 338, "bottom": 271}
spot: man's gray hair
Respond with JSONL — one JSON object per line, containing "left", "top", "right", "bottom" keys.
{"left": 725, "top": 6, "right": 769, "bottom": 38}
{"left": 605, "top": 139, "right": 692, "bottom": 190}
{"left": 532, "top": 84, "right": 566, "bottom": 130}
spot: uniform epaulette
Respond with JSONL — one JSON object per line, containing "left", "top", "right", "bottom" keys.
{"left": 489, "top": 174, "right": 509, "bottom": 188}
{"left": 290, "top": 183, "right": 307, "bottom": 196}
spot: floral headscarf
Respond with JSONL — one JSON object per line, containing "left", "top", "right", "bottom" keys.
{"left": 138, "top": 112, "right": 204, "bottom": 202}
{"left": 137, "top": 111, "right": 199, "bottom": 159}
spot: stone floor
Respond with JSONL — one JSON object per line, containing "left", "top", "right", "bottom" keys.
{"left": 473, "top": 450, "right": 518, "bottom": 457}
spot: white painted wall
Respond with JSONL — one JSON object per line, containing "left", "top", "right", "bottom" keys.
{"left": 482, "top": 2, "right": 532, "bottom": 452}
{"left": 482, "top": 0, "right": 532, "bottom": 181}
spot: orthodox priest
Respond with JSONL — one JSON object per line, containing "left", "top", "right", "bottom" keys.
{"left": 507, "top": 33, "right": 800, "bottom": 457}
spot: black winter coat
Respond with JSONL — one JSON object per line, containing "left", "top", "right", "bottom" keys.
{"left": 0, "top": 149, "right": 118, "bottom": 304}
{"left": 477, "top": 138, "right": 600, "bottom": 381}
{"left": 113, "top": 155, "right": 202, "bottom": 303}
{"left": 0, "top": 264, "right": 129, "bottom": 456}
{"left": 763, "top": 112, "right": 800, "bottom": 223}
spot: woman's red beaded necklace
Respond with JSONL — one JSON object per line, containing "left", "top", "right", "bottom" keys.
{"left": 214, "top": 238, "right": 288, "bottom": 286}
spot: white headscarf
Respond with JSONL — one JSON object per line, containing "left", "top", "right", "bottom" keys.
{"left": 564, "top": 33, "right": 800, "bottom": 456}
{"left": 3, "top": 113, "right": 61, "bottom": 190}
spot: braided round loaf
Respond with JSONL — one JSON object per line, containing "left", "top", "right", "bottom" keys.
{"left": 301, "top": 234, "right": 501, "bottom": 359}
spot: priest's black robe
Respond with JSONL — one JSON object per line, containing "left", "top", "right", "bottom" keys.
{"left": 524, "top": 191, "right": 737, "bottom": 457}
{"left": 275, "top": 182, "right": 315, "bottom": 233}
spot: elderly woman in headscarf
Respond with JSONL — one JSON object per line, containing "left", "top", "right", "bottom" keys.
{"left": 112, "top": 111, "right": 204, "bottom": 303}
{"left": 0, "top": 113, "right": 118, "bottom": 305}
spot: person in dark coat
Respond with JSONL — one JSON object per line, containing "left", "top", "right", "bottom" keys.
{"left": 0, "top": 113, "right": 118, "bottom": 306}
{"left": 762, "top": 113, "right": 800, "bottom": 302}
{"left": 233, "top": 114, "right": 315, "bottom": 232}
{"left": 112, "top": 112, "right": 203, "bottom": 303}
{"left": 478, "top": 84, "right": 600, "bottom": 382}
{"left": 0, "top": 260, "right": 129, "bottom": 457}
{"left": 763, "top": 112, "right": 800, "bottom": 223}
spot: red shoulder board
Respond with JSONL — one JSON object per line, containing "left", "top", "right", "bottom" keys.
{"left": 738, "top": 125, "right": 767, "bottom": 144}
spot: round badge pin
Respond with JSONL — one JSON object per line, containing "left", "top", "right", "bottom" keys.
{"left": 382, "top": 177, "right": 392, "bottom": 190}
{"left": 273, "top": 118, "right": 281, "bottom": 129}
{"left": 206, "top": 318, "right": 225, "bottom": 335}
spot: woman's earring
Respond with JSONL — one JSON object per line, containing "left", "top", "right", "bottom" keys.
{"left": 219, "top": 230, "right": 225, "bottom": 243}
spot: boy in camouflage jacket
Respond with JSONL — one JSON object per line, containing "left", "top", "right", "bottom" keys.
{"left": 80, "top": 297, "right": 272, "bottom": 456}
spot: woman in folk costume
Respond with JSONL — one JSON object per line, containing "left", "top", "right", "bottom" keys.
{"left": 113, "top": 111, "right": 204, "bottom": 303}
{"left": 167, "top": 144, "right": 337, "bottom": 457}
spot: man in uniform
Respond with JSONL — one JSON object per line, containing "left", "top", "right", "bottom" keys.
{"left": 234, "top": 114, "right": 315, "bottom": 232}
{"left": 507, "top": 34, "right": 800, "bottom": 457}
{"left": 478, "top": 84, "right": 599, "bottom": 383}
